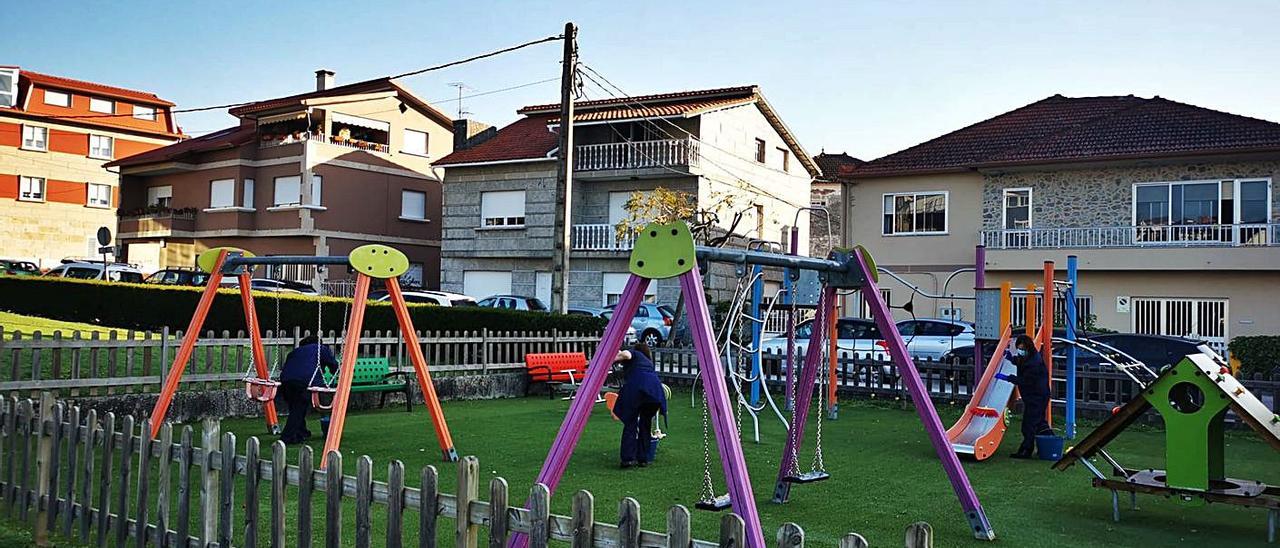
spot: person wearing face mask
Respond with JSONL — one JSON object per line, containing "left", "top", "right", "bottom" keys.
{"left": 995, "top": 334, "right": 1052, "bottom": 458}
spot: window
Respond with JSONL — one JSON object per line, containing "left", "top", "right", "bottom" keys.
{"left": 402, "top": 129, "right": 428, "bottom": 156}
{"left": 311, "top": 176, "right": 322, "bottom": 206}
{"left": 273, "top": 176, "right": 301, "bottom": 206}
{"left": 21, "top": 125, "right": 47, "bottom": 151}
{"left": 754, "top": 139, "right": 766, "bottom": 163}
{"left": 133, "top": 105, "right": 156, "bottom": 121}
{"left": 88, "top": 135, "right": 114, "bottom": 159}
{"left": 882, "top": 191, "right": 947, "bottom": 235}
{"left": 242, "top": 179, "right": 254, "bottom": 209}
{"left": 87, "top": 183, "right": 111, "bottom": 208}
{"left": 147, "top": 185, "right": 173, "bottom": 207}
{"left": 44, "top": 90, "right": 71, "bottom": 107}
{"left": 1133, "top": 179, "right": 1273, "bottom": 244}
{"left": 1003, "top": 188, "right": 1032, "bottom": 229}
{"left": 603, "top": 272, "right": 656, "bottom": 306}
{"left": 810, "top": 195, "right": 828, "bottom": 208}
{"left": 0, "top": 68, "right": 16, "bottom": 108}
{"left": 777, "top": 147, "right": 789, "bottom": 171}
{"left": 209, "top": 179, "right": 236, "bottom": 208}
{"left": 401, "top": 190, "right": 426, "bottom": 220}
{"left": 19, "top": 176, "right": 45, "bottom": 202}
{"left": 89, "top": 97, "right": 114, "bottom": 114}
{"left": 480, "top": 190, "right": 525, "bottom": 227}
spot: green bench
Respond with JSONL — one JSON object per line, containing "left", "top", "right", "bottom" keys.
{"left": 320, "top": 357, "right": 413, "bottom": 412}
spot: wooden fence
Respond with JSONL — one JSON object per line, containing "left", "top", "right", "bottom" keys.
{"left": 0, "top": 327, "right": 601, "bottom": 396}
{"left": 0, "top": 393, "right": 929, "bottom": 547}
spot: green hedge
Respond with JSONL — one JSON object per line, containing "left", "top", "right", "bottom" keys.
{"left": 0, "top": 276, "right": 606, "bottom": 335}
{"left": 1228, "top": 335, "right": 1280, "bottom": 377}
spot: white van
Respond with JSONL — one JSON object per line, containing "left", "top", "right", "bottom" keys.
{"left": 44, "top": 261, "right": 145, "bottom": 284}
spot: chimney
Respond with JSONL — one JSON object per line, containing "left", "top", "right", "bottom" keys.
{"left": 452, "top": 119, "right": 497, "bottom": 150}
{"left": 315, "top": 69, "right": 335, "bottom": 91}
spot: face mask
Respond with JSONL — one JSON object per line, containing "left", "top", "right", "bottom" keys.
{"left": 1015, "top": 348, "right": 1029, "bottom": 358}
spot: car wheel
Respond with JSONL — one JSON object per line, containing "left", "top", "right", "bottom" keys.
{"left": 641, "top": 330, "right": 662, "bottom": 347}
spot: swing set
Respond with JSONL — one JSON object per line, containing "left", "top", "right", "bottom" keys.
{"left": 146, "top": 244, "right": 459, "bottom": 467}
{"left": 508, "top": 221, "right": 996, "bottom": 548}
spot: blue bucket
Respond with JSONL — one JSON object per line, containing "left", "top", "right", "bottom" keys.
{"left": 644, "top": 438, "right": 660, "bottom": 463}
{"left": 1036, "top": 434, "right": 1064, "bottom": 461}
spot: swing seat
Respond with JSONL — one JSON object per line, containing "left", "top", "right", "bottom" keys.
{"left": 243, "top": 377, "right": 280, "bottom": 402}
{"left": 695, "top": 494, "right": 732, "bottom": 512}
{"left": 782, "top": 471, "right": 831, "bottom": 484}
{"left": 310, "top": 386, "right": 338, "bottom": 410}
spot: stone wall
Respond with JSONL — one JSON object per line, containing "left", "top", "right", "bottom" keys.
{"left": 982, "top": 159, "right": 1280, "bottom": 231}
{"left": 809, "top": 182, "right": 844, "bottom": 256}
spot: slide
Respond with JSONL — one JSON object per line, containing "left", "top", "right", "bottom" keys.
{"left": 948, "top": 327, "right": 1018, "bottom": 460}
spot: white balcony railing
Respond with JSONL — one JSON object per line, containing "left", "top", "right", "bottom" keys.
{"left": 574, "top": 139, "right": 699, "bottom": 172}
{"left": 571, "top": 224, "right": 635, "bottom": 251}
{"left": 315, "top": 132, "right": 390, "bottom": 153}
{"left": 980, "top": 223, "right": 1279, "bottom": 250}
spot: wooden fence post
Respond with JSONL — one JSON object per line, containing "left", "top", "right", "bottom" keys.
{"left": 420, "top": 464, "right": 439, "bottom": 548}
{"left": 528, "top": 484, "right": 550, "bottom": 548}
{"left": 218, "top": 432, "right": 237, "bottom": 547}
{"left": 94, "top": 411, "right": 115, "bottom": 548}
{"left": 618, "top": 497, "right": 640, "bottom": 548}
{"left": 244, "top": 436, "right": 261, "bottom": 548}
{"left": 298, "top": 445, "right": 315, "bottom": 547}
{"left": 456, "top": 455, "right": 480, "bottom": 548}
{"left": 356, "top": 455, "right": 374, "bottom": 548}
{"left": 325, "top": 451, "right": 343, "bottom": 548}
{"left": 570, "top": 490, "right": 594, "bottom": 548}
{"left": 776, "top": 523, "right": 804, "bottom": 548}
{"left": 488, "top": 477, "right": 509, "bottom": 548}
{"left": 33, "top": 393, "right": 55, "bottom": 546}
{"left": 200, "top": 417, "right": 220, "bottom": 547}
{"left": 905, "top": 522, "right": 933, "bottom": 548}
{"left": 154, "top": 422, "right": 173, "bottom": 547}
{"left": 720, "top": 513, "right": 746, "bottom": 547}
{"left": 838, "top": 532, "right": 868, "bottom": 548}
{"left": 176, "top": 425, "right": 194, "bottom": 547}
{"left": 270, "top": 441, "right": 287, "bottom": 548}
{"left": 386, "top": 460, "right": 406, "bottom": 548}
{"left": 665, "top": 505, "right": 690, "bottom": 548}
{"left": 481, "top": 329, "right": 490, "bottom": 373}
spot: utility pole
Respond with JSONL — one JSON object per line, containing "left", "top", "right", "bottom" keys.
{"left": 550, "top": 21, "right": 578, "bottom": 314}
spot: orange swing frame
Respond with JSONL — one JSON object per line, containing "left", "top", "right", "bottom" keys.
{"left": 147, "top": 246, "right": 459, "bottom": 467}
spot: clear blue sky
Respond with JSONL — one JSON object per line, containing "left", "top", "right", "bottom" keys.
{"left": 5, "top": 0, "right": 1279, "bottom": 160}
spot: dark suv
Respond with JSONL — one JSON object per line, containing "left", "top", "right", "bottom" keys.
{"left": 144, "top": 269, "right": 211, "bottom": 286}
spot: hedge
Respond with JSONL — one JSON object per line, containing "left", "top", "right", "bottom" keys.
{"left": 1228, "top": 335, "right": 1280, "bottom": 376}
{"left": 0, "top": 276, "right": 606, "bottom": 335}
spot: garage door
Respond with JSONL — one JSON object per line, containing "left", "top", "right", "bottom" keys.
{"left": 463, "top": 271, "right": 512, "bottom": 300}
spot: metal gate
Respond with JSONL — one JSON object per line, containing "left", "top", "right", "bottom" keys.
{"left": 1132, "top": 297, "right": 1229, "bottom": 355}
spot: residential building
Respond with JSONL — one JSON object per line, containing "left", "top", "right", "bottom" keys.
{"left": 109, "top": 70, "right": 456, "bottom": 289}
{"left": 810, "top": 151, "right": 862, "bottom": 257}
{"left": 848, "top": 94, "right": 1280, "bottom": 351}
{"left": 434, "top": 86, "right": 819, "bottom": 310}
{"left": 0, "top": 66, "right": 182, "bottom": 267}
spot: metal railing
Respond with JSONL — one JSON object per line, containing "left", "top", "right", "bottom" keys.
{"left": 574, "top": 138, "right": 699, "bottom": 171}
{"left": 314, "top": 132, "right": 390, "bottom": 153}
{"left": 571, "top": 224, "right": 636, "bottom": 251}
{"left": 981, "top": 223, "right": 1279, "bottom": 249}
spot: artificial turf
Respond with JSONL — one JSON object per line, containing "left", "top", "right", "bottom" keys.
{"left": 201, "top": 392, "right": 1279, "bottom": 547}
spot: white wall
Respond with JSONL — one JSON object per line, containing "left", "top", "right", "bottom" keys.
{"left": 463, "top": 270, "right": 512, "bottom": 300}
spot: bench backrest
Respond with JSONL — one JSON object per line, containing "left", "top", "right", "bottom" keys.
{"left": 524, "top": 352, "right": 588, "bottom": 382}
{"left": 322, "top": 357, "right": 393, "bottom": 385}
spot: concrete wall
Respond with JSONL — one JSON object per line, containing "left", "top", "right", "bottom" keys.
{"left": 848, "top": 171, "right": 985, "bottom": 270}
{"left": 440, "top": 162, "right": 558, "bottom": 260}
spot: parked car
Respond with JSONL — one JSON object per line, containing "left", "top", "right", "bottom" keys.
{"left": 0, "top": 260, "right": 40, "bottom": 277}
{"left": 476, "top": 294, "right": 549, "bottom": 312}
{"left": 568, "top": 306, "right": 638, "bottom": 343}
{"left": 759, "top": 317, "right": 885, "bottom": 356}
{"left": 218, "top": 278, "right": 318, "bottom": 295}
{"left": 371, "top": 290, "right": 477, "bottom": 307}
{"left": 894, "top": 318, "right": 976, "bottom": 360}
{"left": 940, "top": 333, "right": 1207, "bottom": 374}
{"left": 604, "top": 303, "right": 674, "bottom": 347}
{"left": 144, "top": 268, "right": 211, "bottom": 286}
{"left": 44, "top": 261, "right": 144, "bottom": 283}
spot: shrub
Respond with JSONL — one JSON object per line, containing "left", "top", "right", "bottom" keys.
{"left": 1228, "top": 335, "right": 1280, "bottom": 377}
{"left": 0, "top": 276, "right": 605, "bottom": 335}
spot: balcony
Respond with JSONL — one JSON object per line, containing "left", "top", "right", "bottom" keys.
{"left": 574, "top": 139, "right": 699, "bottom": 172}
{"left": 980, "top": 224, "right": 1279, "bottom": 250}
{"left": 118, "top": 207, "right": 197, "bottom": 237}
{"left": 571, "top": 224, "right": 635, "bottom": 251}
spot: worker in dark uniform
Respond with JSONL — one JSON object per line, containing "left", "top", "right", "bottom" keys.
{"left": 277, "top": 336, "right": 339, "bottom": 444}
{"left": 613, "top": 343, "right": 668, "bottom": 468}
{"left": 997, "top": 334, "right": 1052, "bottom": 458}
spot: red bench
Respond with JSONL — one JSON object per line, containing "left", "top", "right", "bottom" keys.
{"left": 524, "top": 352, "right": 588, "bottom": 399}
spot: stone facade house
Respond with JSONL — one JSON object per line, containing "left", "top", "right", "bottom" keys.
{"left": 434, "top": 86, "right": 819, "bottom": 321}
{"left": 0, "top": 66, "right": 183, "bottom": 268}
{"left": 848, "top": 94, "right": 1280, "bottom": 352}
{"left": 108, "top": 70, "right": 455, "bottom": 289}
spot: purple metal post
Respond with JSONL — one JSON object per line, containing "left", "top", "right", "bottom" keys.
{"left": 974, "top": 245, "right": 986, "bottom": 383}
{"left": 680, "top": 268, "right": 767, "bottom": 548}
{"left": 772, "top": 286, "right": 833, "bottom": 503}
{"left": 784, "top": 226, "right": 800, "bottom": 411}
{"left": 509, "top": 274, "right": 651, "bottom": 548}
{"left": 855, "top": 252, "right": 995, "bottom": 540}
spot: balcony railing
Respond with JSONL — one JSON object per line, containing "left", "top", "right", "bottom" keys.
{"left": 315, "top": 132, "right": 390, "bottom": 153}
{"left": 574, "top": 138, "right": 699, "bottom": 172}
{"left": 981, "top": 223, "right": 1279, "bottom": 249}
{"left": 571, "top": 224, "right": 635, "bottom": 251}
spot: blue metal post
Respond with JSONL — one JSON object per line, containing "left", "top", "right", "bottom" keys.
{"left": 1065, "top": 255, "right": 1078, "bottom": 439}
{"left": 749, "top": 264, "right": 764, "bottom": 406}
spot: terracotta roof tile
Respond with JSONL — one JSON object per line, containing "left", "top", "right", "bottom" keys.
{"left": 518, "top": 86, "right": 758, "bottom": 115}
{"left": 434, "top": 115, "right": 558, "bottom": 165}
{"left": 813, "top": 152, "right": 864, "bottom": 182}
{"left": 22, "top": 70, "right": 176, "bottom": 106}
{"left": 106, "top": 125, "right": 256, "bottom": 168}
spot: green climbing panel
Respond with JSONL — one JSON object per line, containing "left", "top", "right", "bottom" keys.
{"left": 349, "top": 244, "right": 410, "bottom": 279}
{"left": 1142, "top": 356, "right": 1230, "bottom": 491}
{"left": 629, "top": 221, "right": 696, "bottom": 280}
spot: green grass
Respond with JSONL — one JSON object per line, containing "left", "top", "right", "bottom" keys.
{"left": 194, "top": 393, "right": 1278, "bottom": 547}
{"left": 0, "top": 311, "right": 133, "bottom": 339}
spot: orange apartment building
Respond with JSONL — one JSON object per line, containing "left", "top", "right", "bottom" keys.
{"left": 0, "top": 66, "right": 183, "bottom": 267}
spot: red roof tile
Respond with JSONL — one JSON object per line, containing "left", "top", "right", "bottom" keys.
{"left": 813, "top": 152, "right": 864, "bottom": 182}
{"left": 518, "top": 86, "right": 758, "bottom": 115}
{"left": 106, "top": 125, "right": 256, "bottom": 168}
{"left": 434, "top": 116, "right": 558, "bottom": 166}
{"left": 22, "top": 70, "right": 175, "bottom": 106}
{"left": 856, "top": 95, "right": 1280, "bottom": 177}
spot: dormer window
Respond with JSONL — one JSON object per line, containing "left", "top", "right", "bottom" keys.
{"left": 44, "top": 90, "right": 71, "bottom": 107}
{"left": 89, "top": 97, "right": 114, "bottom": 114}
{"left": 134, "top": 105, "right": 156, "bottom": 121}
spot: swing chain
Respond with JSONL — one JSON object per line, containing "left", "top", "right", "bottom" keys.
{"left": 812, "top": 336, "right": 827, "bottom": 473}
{"left": 699, "top": 394, "right": 716, "bottom": 502}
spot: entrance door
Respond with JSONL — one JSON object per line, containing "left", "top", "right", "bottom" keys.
{"left": 1132, "top": 297, "right": 1229, "bottom": 355}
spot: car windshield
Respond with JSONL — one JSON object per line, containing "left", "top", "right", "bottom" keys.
{"left": 64, "top": 267, "right": 100, "bottom": 279}
{"left": 527, "top": 298, "right": 548, "bottom": 311}
{"left": 111, "top": 271, "right": 144, "bottom": 283}
{"left": 839, "top": 321, "right": 883, "bottom": 339}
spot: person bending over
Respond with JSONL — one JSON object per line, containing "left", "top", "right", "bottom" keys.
{"left": 277, "top": 336, "right": 339, "bottom": 445}
{"left": 997, "top": 334, "right": 1052, "bottom": 458}
{"left": 613, "top": 343, "right": 668, "bottom": 468}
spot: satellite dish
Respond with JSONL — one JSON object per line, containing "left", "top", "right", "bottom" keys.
{"left": 96, "top": 226, "right": 112, "bottom": 247}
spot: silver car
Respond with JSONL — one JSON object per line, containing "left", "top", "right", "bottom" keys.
{"left": 605, "top": 303, "right": 674, "bottom": 347}
{"left": 568, "top": 306, "right": 637, "bottom": 344}
{"left": 895, "top": 318, "right": 976, "bottom": 360}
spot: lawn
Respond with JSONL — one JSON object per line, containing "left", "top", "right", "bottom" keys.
{"left": 0, "top": 311, "right": 133, "bottom": 339}
{"left": 192, "top": 393, "right": 1277, "bottom": 547}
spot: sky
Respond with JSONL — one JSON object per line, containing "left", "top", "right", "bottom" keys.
{"left": 5, "top": 0, "right": 1280, "bottom": 160}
